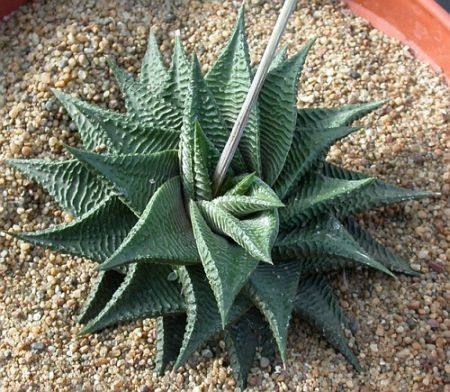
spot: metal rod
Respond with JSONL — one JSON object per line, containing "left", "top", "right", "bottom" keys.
{"left": 212, "top": 0, "right": 298, "bottom": 195}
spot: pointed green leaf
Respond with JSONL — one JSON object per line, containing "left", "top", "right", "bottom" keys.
{"left": 321, "top": 162, "right": 368, "bottom": 180}
{"left": 225, "top": 309, "right": 274, "bottom": 389}
{"left": 343, "top": 218, "right": 420, "bottom": 276}
{"left": 53, "top": 90, "right": 180, "bottom": 155}
{"left": 174, "top": 266, "right": 251, "bottom": 367}
{"left": 7, "top": 158, "right": 113, "bottom": 217}
{"left": 52, "top": 89, "right": 120, "bottom": 151}
{"left": 66, "top": 147, "right": 179, "bottom": 215}
{"left": 80, "top": 263, "right": 185, "bottom": 334}
{"left": 206, "top": 7, "right": 261, "bottom": 174}
{"left": 215, "top": 177, "right": 284, "bottom": 217}
{"left": 100, "top": 177, "right": 199, "bottom": 270}
{"left": 297, "top": 100, "right": 387, "bottom": 129}
{"left": 294, "top": 274, "right": 361, "bottom": 371}
{"left": 274, "top": 215, "right": 394, "bottom": 276}
{"left": 190, "top": 202, "right": 258, "bottom": 326}
{"left": 140, "top": 32, "right": 168, "bottom": 91}
{"left": 108, "top": 58, "right": 182, "bottom": 132}
{"left": 270, "top": 45, "right": 288, "bottom": 71}
{"left": 280, "top": 174, "right": 375, "bottom": 227}
{"left": 11, "top": 196, "right": 137, "bottom": 263}
{"left": 187, "top": 55, "right": 230, "bottom": 153}
{"left": 259, "top": 40, "right": 315, "bottom": 185}
{"left": 274, "top": 126, "right": 361, "bottom": 199}
{"left": 155, "top": 314, "right": 187, "bottom": 375}
{"left": 281, "top": 174, "right": 431, "bottom": 229}
{"left": 192, "top": 122, "right": 215, "bottom": 201}
{"left": 245, "top": 261, "right": 301, "bottom": 362}
{"left": 226, "top": 173, "right": 257, "bottom": 196}
{"left": 78, "top": 270, "right": 125, "bottom": 324}
{"left": 165, "top": 36, "right": 191, "bottom": 109}
{"left": 198, "top": 202, "right": 278, "bottom": 263}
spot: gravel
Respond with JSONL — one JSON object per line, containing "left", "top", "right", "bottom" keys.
{"left": 0, "top": 0, "right": 449, "bottom": 390}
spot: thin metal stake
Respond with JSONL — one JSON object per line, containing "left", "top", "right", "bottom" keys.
{"left": 212, "top": 0, "right": 298, "bottom": 194}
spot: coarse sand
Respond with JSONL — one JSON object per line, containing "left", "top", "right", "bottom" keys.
{"left": 0, "top": 0, "right": 449, "bottom": 391}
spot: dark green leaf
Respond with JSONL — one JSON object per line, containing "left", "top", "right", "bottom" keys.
{"left": 294, "top": 274, "right": 361, "bottom": 371}
{"left": 100, "top": 177, "right": 199, "bottom": 270}
{"left": 190, "top": 202, "right": 258, "bottom": 326}
{"left": 225, "top": 309, "right": 273, "bottom": 389}
{"left": 214, "top": 176, "right": 283, "bottom": 217}
{"left": 52, "top": 89, "right": 122, "bottom": 152}
{"left": 66, "top": 147, "right": 179, "bottom": 215}
{"left": 80, "top": 263, "right": 185, "bottom": 334}
{"left": 245, "top": 261, "right": 301, "bottom": 362}
{"left": 274, "top": 126, "right": 361, "bottom": 199}
{"left": 259, "top": 41, "right": 315, "bottom": 185}
{"left": 270, "top": 45, "right": 288, "bottom": 70}
{"left": 165, "top": 36, "right": 191, "bottom": 109}
{"left": 140, "top": 32, "right": 169, "bottom": 92}
{"left": 343, "top": 218, "right": 420, "bottom": 276}
{"left": 108, "top": 58, "right": 182, "bottom": 132}
{"left": 198, "top": 201, "right": 278, "bottom": 263}
{"left": 155, "top": 314, "right": 187, "bottom": 375}
{"left": 192, "top": 122, "right": 216, "bottom": 200}
{"left": 7, "top": 158, "right": 113, "bottom": 217}
{"left": 321, "top": 162, "right": 368, "bottom": 180}
{"left": 11, "top": 196, "right": 137, "bottom": 263}
{"left": 274, "top": 215, "right": 394, "bottom": 276}
{"left": 281, "top": 174, "right": 431, "bottom": 228}
{"left": 174, "top": 266, "right": 251, "bottom": 367}
{"left": 206, "top": 7, "right": 261, "bottom": 174}
{"left": 280, "top": 174, "right": 374, "bottom": 227}
{"left": 297, "top": 100, "right": 386, "bottom": 129}
{"left": 53, "top": 89, "right": 180, "bottom": 155}
{"left": 78, "top": 270, "right": 125, "bottom": 324}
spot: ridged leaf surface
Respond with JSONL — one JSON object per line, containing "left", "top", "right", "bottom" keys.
{"left": 12, "top": 196, "right": 137, "bottom": 263}
{"left": 281, "top": 175, "right": 374, "bottom": 227}
{"left": 225, "top": 309, "right": 273, "bottom": 389}
{"left": 155, "top": 314, "right": 187, "bottom": 375}
{"left": 190, "top": 202, "right": 258, "bottom": 325}
{"left": 100, "top": 177, "right": 199, "bottom": 270}
{"left": 175, "top": 266, "right": 251, "bottom": 367}
{"left": 281, "top": 175, "right": 431, "bottom": 228}
{"left": 206, "top": 7, "right": 261, "bottom": 174}
{"left": 274, "top": 126, "right": 360, "bottom": 199}
{"left": 140, "top": 32, "right": 169, "bottom": 92}
{"left": 192, "top": 122, "right": 215, "bottom": 200}
{"left": 66, "top": 147, "right": 179, "bottom": 215}
{"left": 259, "top": 41, "right": 314, "bottom": 185}
{"left": 198, "top": 202, "right": 278, "bottom": 263}
{"left": 216, "top": 177, "right": 284, "bottom": 217}
{"left": 343, "top": 218, "right": 419, "bottom": 276}
{"left": 53, "top": 90, "right": 122, "bottom": 152}
{"left": 165, "top": 37, "right": 191, "bottom": 109}
{"left": 78, "top": 270, "right": 125, "bottom": 324}
{"left": 294, "top": 274, "right": 361, "bottom": 370}
{"left": 108, "top": 59, "right": 182, "bottom": 132}
{"left": 297, "top": 101, "right": 385, "bottom": 129}
{"left": 275, "top": 215, "right": 394, "bottom": 276}
{"left": 80, "top": 263, "right": 185, "bottom": 334}
{"left": 8, "top": 158, "right": 113, "bottom": 217}
{"left": 245, "top": 261, "right": 301, "bottom": 362}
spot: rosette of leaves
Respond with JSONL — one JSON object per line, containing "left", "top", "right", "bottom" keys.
{"left": 6, "top": 8, "right": 431, "bottom": 389}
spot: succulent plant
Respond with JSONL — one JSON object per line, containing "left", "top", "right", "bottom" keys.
{"left": 6, "top": 7, "right": 431, "bottom": 389}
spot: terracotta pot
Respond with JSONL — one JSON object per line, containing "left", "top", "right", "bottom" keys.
{"left": 0, "top": 0, "right": 29, "bottom": 19}
{"left": 344, "top": 0, "right": 450, "bottom": 83}
{"left": 1, "top": 0, "right": 450, "bottom": 82}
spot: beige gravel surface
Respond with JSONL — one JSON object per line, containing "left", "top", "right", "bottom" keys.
{"left": 0, "top": 0, "right": 449, "bottom": 391}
